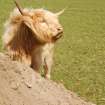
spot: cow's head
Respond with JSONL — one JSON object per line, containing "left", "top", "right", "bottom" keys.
{"left": 14, "top": 0, "right": 64, "bottom": 44}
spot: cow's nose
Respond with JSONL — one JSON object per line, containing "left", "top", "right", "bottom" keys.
{"left": 57, "top": 27, "right": 63, "bottom": 34}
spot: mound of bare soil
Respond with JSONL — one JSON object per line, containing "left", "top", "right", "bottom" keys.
{"left": 0, "top": 53, "right": 95, "bottom": 105}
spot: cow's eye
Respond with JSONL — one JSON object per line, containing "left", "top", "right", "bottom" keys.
{"left": 41, "top": 18, "right": 46, "bottom": 23}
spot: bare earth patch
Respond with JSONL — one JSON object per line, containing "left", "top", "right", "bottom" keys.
{"left": 0, "top": 53, "right": 95, "bottom": 105}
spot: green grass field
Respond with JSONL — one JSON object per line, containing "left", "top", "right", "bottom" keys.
{"left": 0, "top": 0, "right": 105, "bottom": 105}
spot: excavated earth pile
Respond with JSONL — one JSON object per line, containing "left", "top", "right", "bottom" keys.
{"left": 0, "top": 53, "right": 96, "bottom": 105}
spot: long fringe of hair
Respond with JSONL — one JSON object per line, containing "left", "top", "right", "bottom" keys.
{"left": 5, "top": 8, "right": 53, "bottom": 56}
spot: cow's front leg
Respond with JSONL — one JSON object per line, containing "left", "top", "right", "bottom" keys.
{"left": 43, "top": 53, "right": 53, "bottom": 79}
{"left": 31, "top": 50, "right": 42, "bottom": 73}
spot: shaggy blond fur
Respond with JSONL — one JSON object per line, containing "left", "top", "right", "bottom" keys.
{"left": 3, "top": 8, "right": 63, "bottom": 79}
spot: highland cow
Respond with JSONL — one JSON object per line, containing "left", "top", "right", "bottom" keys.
{"left": 3, "top": 1, "right": 64, "bottom": 79}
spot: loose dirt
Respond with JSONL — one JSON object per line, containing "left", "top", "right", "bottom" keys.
{"left": 0, "top": 53, "right": 96, "bottom": 105}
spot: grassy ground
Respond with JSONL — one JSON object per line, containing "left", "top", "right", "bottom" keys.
{"left": 0, "top": 0, "right": 105, "bottom": 105}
